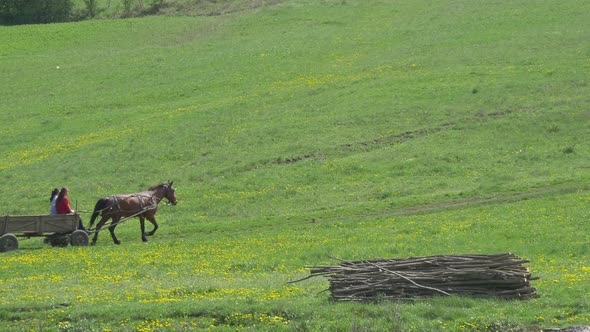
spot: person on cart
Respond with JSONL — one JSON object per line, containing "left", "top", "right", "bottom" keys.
{"left": 56, "top": 187, "right": 86, "bottom": 231}
{"left": 49, "top": 188, "right": 59, "bottom": 214}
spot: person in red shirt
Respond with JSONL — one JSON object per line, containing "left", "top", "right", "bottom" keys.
{"left": 56, "top": 187, "right": 75, "bottom": 214}
{"left": 56, "top": 187, "right": 86, "bottom": 231}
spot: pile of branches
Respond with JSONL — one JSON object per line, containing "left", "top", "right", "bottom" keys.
{"left": 293, "top": 253, "right": 538, "bottom": 301}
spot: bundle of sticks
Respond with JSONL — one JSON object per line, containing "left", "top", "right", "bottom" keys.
{"left": 294, "top": 253, "right": 538, "bottom": 301}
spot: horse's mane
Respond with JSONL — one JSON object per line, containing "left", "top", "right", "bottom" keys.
{"left": 148, "top": 182, "right": 169, "bottom": 191}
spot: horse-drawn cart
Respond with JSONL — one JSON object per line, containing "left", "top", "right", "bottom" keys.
{"left": 0, "top": 214, "right": 88, "bottom": 252}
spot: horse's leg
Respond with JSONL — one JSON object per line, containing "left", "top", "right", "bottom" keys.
{"left": 145, "top": 214, "right": 158, "bottom": 236}
{"left": 139, "top": 216, "right": 148, "bottom": 242}
{"left": 108, "top": 216, "right": 122, "bottom": 245}
{"left": 91, "top": 216, "right": 109, "bottom": 245}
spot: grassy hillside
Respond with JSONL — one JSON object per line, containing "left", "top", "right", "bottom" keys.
{"left": 1, "top": 0, "right": 589, "bottom": 330}
{"left": 69, "top": 0, "right": 282, "bottom": 18}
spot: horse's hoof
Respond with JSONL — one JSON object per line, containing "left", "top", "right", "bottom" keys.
{"left": 142, "top": 238, "right": 148, "bottom": 242}
{"left": 114, "top": 241, "right": 121, "bottom": 245}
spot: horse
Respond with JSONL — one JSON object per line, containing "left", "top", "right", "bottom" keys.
{"left": 88, "top": 181, "right": 177, "bottom": 245}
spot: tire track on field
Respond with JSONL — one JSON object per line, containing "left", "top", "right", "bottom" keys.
{"left": 322, "top": 183, "right": 590, "bottom": 223}
{"left": 242, "top": 109, "right": 511, "bottom": 171}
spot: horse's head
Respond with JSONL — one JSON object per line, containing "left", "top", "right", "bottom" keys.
{"left": 149, "top": 181, "right": 178, "bottom": 205}
{"left": 164, "top": 181, "right": 177, "bottom": 206}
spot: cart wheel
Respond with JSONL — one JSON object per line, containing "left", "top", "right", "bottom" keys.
{"left": 0, "top": 234, "right": 19, "bottom": 252}
{"left": 70, "top": 230, "right": 89, "bottom": 247}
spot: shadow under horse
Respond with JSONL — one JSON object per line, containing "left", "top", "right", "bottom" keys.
{"left": 88, "top": 181, "right": 177, "bottom": 245}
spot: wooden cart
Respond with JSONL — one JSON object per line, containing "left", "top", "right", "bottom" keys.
{"left": 0, "top": 214, "right": 88, "bottom": 252}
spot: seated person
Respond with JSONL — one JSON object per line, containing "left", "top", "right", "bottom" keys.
{"left": 49, "top": 188, "right": 59, "bottom": 215}
{"left": 56, "top": 187, "right": 74, "bottom": 214}
{"left": 56, "top": 187, "right": 86, "bottom": 231}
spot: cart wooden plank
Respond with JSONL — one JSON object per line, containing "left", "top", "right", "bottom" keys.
{"left": 1, "top": 214, "right": 79, "bottom": 235}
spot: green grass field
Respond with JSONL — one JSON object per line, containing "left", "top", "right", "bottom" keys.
{"left": 1, "top": 0, "right": 589, "bottom": 330}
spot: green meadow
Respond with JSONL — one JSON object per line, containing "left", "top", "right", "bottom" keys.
{"left": 1, "top": 0, "right": 589, "bottom": 330}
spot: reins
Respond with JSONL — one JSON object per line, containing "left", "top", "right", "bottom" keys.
{"left": 92, "top": 192, "right": 160, "bottom": 215}
{"left": 86, "top": 205, "right": 158, "bottom": 234}
{"left": 86, "top": 184, "right": 175, "bottom": 235}
{"left": 86, "top": 192, "right": 163, "bottom": 234}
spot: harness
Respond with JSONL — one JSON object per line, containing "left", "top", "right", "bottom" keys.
{"left": 101, "top": 192, "right": 159, "bottom": 215}
{"left": 88, "top": 185, "right": 173, "bottom": 232}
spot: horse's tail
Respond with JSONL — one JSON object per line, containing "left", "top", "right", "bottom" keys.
{"left": 89, "top": 198, "right": 108, "bottom": 228}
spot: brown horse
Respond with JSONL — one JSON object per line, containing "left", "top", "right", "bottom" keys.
{"left": 88, "top": 181, "right": 177, "bottom": 245}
